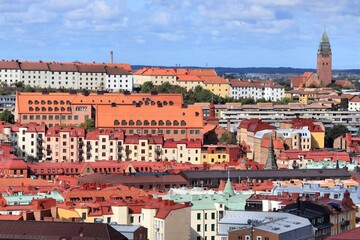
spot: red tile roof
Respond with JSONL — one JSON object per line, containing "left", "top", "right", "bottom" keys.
{"left": 19, "top": 61, "right": 49, "bottom": 71}
{"left": 0, "top": 60, "right": 20, "bottom": 69}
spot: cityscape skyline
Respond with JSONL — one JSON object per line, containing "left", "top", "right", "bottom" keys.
{"left": 1, "top": 1, "right": 360, "bottom": 69}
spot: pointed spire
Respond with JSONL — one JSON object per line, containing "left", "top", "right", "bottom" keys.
{"left": 321, "top": 28, "right": 330, "bottom": 43}
{"left": 264, "top": 135, "right": 278, "bottom": 170}
{"left": 223, "top": 178, "right": 235, "bottom": 197}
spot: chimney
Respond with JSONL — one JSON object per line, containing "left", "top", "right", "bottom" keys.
{"left": 110, "top": 51, "right": 113, "bottom": 64}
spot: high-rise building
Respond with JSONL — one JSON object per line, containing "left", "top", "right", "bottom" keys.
{"left": 317, "top": 29, "right": 332, "bottom": 86}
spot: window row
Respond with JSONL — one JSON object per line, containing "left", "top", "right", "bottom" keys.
{"left": 28, "top": 100, "right": 71, "bottom": 105}
{"left": 29, "top": 106, "right": 71, "bottom": 112}
{"left": 23, "top": 114, "right": 79, "bottom": 121}
{"left": 114, "top": 119, "right": 186, "bottom": 126}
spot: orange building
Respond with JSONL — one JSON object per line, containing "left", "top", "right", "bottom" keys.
{"left": 15, "top": 92, "right": 203, "bottom": 140}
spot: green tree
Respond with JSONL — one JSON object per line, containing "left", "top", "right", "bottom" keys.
{"left": 218, "top": 132, "right": 237, "bottom": 145}
{"left": 276, "top": 97, "right": 295, "bottom": 105}
{"left": 325, "top": 124, "right": 349, "bottom": 148}
{"left": 140, "top": 81, "right": 155, "bottom": 93}
{"left": 26, "top": 156, "right": 39, "bottom": 163}
{"left": 80, "top": 118, "right": 95, "bottom": 132}
{"left": 0, "top": 110, "right": 14, "bottom": 124}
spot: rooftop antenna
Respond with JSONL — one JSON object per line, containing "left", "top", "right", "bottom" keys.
{"left": 110, "top": 50, "right": 113, "bottom": 64}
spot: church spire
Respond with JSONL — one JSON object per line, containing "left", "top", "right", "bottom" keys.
{"left": 264, "top": 135, "right": 278, "bottom": 170}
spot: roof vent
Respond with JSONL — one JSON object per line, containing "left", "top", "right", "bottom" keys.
{"left": 271, "top": 227, "right": 280, "bottom": 230}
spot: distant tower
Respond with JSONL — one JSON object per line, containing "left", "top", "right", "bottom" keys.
{"left": 317, "top": 29, "right": 332, "bottom": 86}
{"left": 264, "top": 136, "right": 278, "bottom": 170}
{"left": 110, "top": 51, "right": 114, "bottom": 64}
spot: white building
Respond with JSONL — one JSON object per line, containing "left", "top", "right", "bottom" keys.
{"left": 0, "top": 60, "right": 133, "bottom": 92}
{"left": 105, "top": 66, "right": 133, "bottom": 92}
{"left": 229, "top": 79, "right": 284, "bottom": 102}
{"left": 348, "top": 96, "right": 360, "bottom": 111}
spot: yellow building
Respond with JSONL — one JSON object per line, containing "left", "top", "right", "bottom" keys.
{"left": 201, "top": 145, "right": 231, "bottom": 164}
{"left": 202, "top": 76, "right": 230, "bottom": 98}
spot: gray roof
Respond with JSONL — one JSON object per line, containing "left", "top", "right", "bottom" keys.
{"left": 0, "top": 220, "right": 128, "bottom": 240}
{"left": 111, "top": 225, "right": 143, "bottom": 240}
{"left": 181, "top": 169, "right": 350, "bottom": 180}
{"left": 219, "top": 210, "right": 314, "bottom": 236}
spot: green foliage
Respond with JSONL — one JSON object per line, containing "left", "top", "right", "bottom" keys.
{"left": 80, "top": 118, "right": 95, "bottom": 132}
{"left": 26, "top": 155, "right": 39, "bottom": 163}
{"left": 140, "top": 81, "right": 155, "bottom": 93}
{"left": 219, "top": 132, "right": 237, "bottom": 145}
{"left": 276, "top": 97, "right": 295, "bottom": 105}
{"left": 0, "top": 110, "right": 14, "bottom": 124}
{"left": 325, "top": 124, "right": 349, "bottom": 148}
{"left": 326, "top": 83, "right": 343, "bottom": 91}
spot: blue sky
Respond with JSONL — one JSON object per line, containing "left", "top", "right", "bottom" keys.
{"left": 0, "top": 0, "right": 359, "bottom": 69}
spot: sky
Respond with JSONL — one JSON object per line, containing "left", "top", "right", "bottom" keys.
{"left": 0, "top": 0, "right": 359, "bottom": 69}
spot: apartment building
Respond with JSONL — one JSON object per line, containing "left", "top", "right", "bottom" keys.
{"left": 0, "top": 95, "right": 15, "bottom": 112}
{"left": 162, "top": 139, "right": 202, "bottom": 164}
{"left": 44, "top": 126, "right": 86, "bottom": 163}
{"left": 133, "top": 67, "right": 232, "bottom": 97}
{"left": 230, "top": 79, "right": 284, "bottom": 102}
{"left": 348, "top": 96, "right": 360, "bottom": 111}
{"left": 15, "top": 92, "right": 204, "bottom": 140}
{"left": 198, "top": 101, "right": 360, "bottom": 135}
{"left": 0, "top": 60, "right": 133, "bottom": 91}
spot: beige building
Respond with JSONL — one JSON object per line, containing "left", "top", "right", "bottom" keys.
{"left": 162, "top": 139, "right": 202, "bottom": 164}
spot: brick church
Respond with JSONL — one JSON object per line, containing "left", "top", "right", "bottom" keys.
{"left": 291, "top": 29, "right": 332, "bottom": 88}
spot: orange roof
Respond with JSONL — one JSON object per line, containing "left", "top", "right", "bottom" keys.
{"left": 0, "top": 60, "right": 20, "bottom": 69}
{"left": 62, "top": 185, "right": 148, "bottom": 201}
{"left": 16, "top": 92, "right": 185, "bottom": 115}
{"left": 261, "top": 138, "right": 284, "bottom": 149}
{"left": 134, "top": 67, "right": 177, "bottom": 76}
{"left": 201, "top": 76, "right": 228, "bottom": 84}
{"left": 96, "top": 104, "right": 203, "bottom": 129}
{"left": 177, "top": 74, "right": 203, "bottom": 82}
{"left": 16, "top": 92, "right": 75, "bottom": 114}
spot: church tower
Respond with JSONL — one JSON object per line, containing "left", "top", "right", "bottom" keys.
{"left": 317, "top": 29, "right": 332, "bottom": 86}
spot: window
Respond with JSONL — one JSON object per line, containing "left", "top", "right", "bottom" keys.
{"left": 121, "top": 120, "right": 127, "bottom": 125}
{"left": 151, "top": 120, "right": 157, "bottom": 126}
{"left": 136, "top": 120, "right": 142, "bottom": 126}
{"left": 166, "top": 120, "right": 171, "bottom": 126}
{"left": 197, "top": 213, "right": 201, "bottom": 220}
{"left": 114, "top": 120, "right": 120, "bottom": 126}
{"left": 197, "top": 224, "right": 201, "bottom": 232}
{"left": 129, "top": 120, "right": 135, "bottom": 126}
{"left": 144, "top": 120, "right": 149, "bottom": 126}
{"left": 181, "top": 120, "right": 186, "bottom": 126}
{"left": 159, "top": 120, "right": 164, "bottom": 126}
{"left": 173, "top": 120, "right": 179, "bottom": 126}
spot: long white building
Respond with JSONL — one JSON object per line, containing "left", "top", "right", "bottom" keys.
{"left": 0, "top": 60, "right": 133, "bottom": 92}
{"left": 229, "top": 79, "right": 284, "bottom": 102}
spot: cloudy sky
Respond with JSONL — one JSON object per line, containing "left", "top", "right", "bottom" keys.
{"left": 0, "top": 0, "right": 359, "bottom": 69}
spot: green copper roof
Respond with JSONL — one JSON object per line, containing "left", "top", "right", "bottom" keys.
{"left": 154, "top": 192, "right": 251, "bottom": 211}
{"left": 321, "top": 29, "right": 330, "bottom": 43}
{"left": 223, "top": 178, "right": 235, "bottom": 197}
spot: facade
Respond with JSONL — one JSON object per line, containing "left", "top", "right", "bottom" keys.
{"left": 230, "top": 79, "right": 284, "bottom": 102}
{"left": 15, "top": 92, "right": 204, "bottom": 141}
{"left": 348, "top": 96, "right": 360, "bottom": 111}
{"left": 0, "top": 60, "right": 132, "bottom": 91}
{"left": 0, "top": 94, "right": 15, "bottom": 112}
{"left": 133, "top": 67, "right": 231, "bottom": 97}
